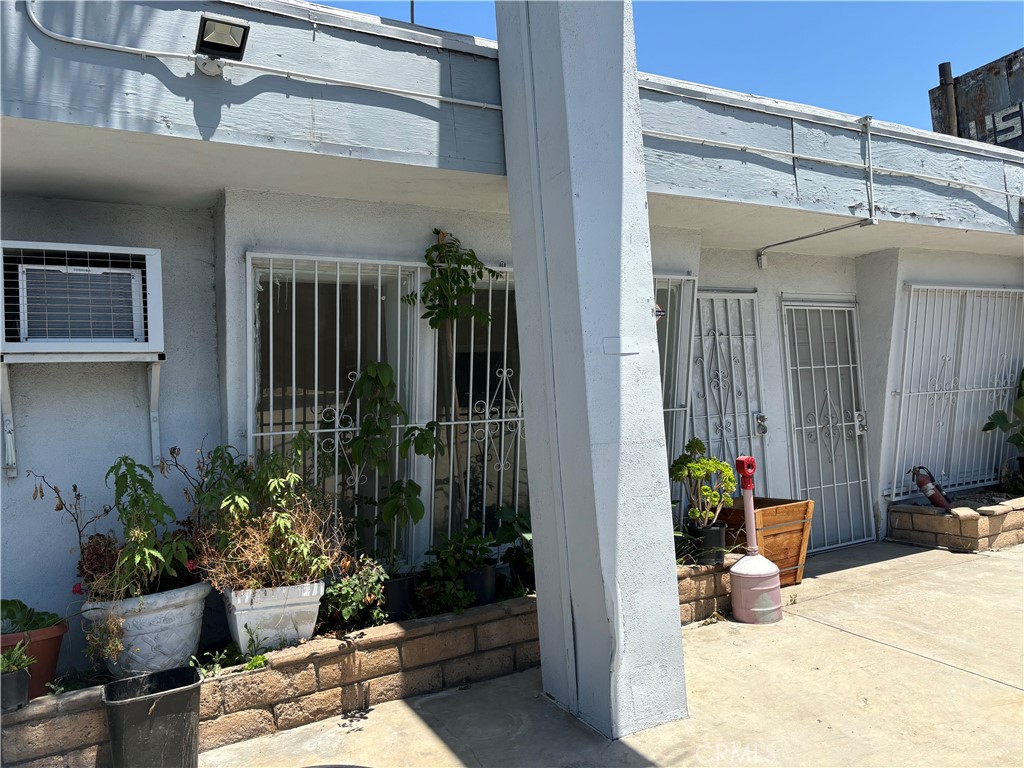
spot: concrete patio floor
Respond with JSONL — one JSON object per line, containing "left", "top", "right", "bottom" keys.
{"left": 201, "top": 542, "right": 1024, "bottom": 767}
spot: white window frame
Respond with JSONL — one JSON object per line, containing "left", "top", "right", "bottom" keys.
{"left": 1, "top": 241, "right": 164, "bottom": 357}
{"left": 246, "top": 250, "right": 447, "bottom": 564}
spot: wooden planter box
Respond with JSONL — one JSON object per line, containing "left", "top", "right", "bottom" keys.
{"left": 719, "top": 498, "right": 814, "bottom": 586}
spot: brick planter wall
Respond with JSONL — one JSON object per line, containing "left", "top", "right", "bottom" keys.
{"left": 0, "top": 597, "right": 538, "bottom": 766}
{"left": 2, "top": 565, "right": 736, "bottom": 767}
{"left": 888, "top": 497, "right": 1024, "bottom": 552}
{"left": 676, "top": 554, "right": 739, "bottom": 625}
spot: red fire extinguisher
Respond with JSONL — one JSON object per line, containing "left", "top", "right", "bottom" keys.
{"left": 908, "top": 466, "right": 952, "bottom": 512}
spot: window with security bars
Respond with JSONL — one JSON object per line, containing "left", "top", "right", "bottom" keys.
{"left": 430, "top": 277, "right": 526, "bottom": 545}
{"left": 249, "top": 255, "right": 526, "bottom": 561}
{"left": 249, "top": 255, "right": 698, "bottom": 563}
{"left": 251, "top": 258, "right": 421, "bottom": 556}
{"left": 654, "top": 276, "right": 698, "bottom": 525}
{"left": 1, "top": 244, "right": 162, "bottom": 354}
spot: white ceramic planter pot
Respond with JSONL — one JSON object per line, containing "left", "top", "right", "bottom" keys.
{"left": 222, "top": 582, "right": 325, "bottom": 652}
{"left": 82, "top": 582, "right": 211, "bottom": 677}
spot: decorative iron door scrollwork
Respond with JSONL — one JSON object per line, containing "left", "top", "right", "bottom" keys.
{"left": 689, "top": 295, "right": 767, "bottom": 495}
{"left": 784, "top": 304, "right": 873, "bottom": 552}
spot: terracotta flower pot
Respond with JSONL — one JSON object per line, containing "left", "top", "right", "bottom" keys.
{"left": 1, "top": 622, "right": 68, "bottom": 700}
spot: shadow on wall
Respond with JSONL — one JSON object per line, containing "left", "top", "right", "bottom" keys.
{"left": 11, "top": 1, "right": 456, "bottom": 146}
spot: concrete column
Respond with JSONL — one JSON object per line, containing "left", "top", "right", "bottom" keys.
{"left": 495, "top": 0, "right": 687, "bottom": 739}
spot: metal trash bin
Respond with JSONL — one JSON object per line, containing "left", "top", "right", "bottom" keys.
{"left": 102, "top": 666, "right": 201, "bottom": 768}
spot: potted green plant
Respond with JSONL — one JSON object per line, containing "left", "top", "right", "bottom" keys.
{"left": 30, "top": 460, "right": 209, "bottom": 677}
{"left": 0, "top": 599, "right": 68, "bottom": 700}
{"left": 669, "top": 438, "right": 737, "bottom": 566}
{"left": 1, "top": 641, "right": 36, "bottom": 712}
{"left": 983, "top": 366, "right": 1024, "bottom": 475}
{"left": 162, "top": 443, "right": 250, "bottom": 654}
{"left": 348, "top": 360, "right": 444, "bottom": 621}
{"left": 455, "top": 520, "right": 498, "bottom": 606}
{"left": 318, "top": 554, "right": 387, "bottom": 634}
{"left": 494, "top": 506, "right": 534, "bottom": 591}
{"left": 419, "top": 520, "right": 496, "bottom": 615}
{"left": 193, "top": 432, "right": 345, "bottom": 650}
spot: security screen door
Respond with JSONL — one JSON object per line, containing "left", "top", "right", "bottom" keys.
{"left": 888, "top": 286, "right": 1024, "bottom": 498}
{"left": 689, "top": 293, "right": 768, "bottom": 495}
{"left": 783, "top": 303, "right": 874, "bottom": 551}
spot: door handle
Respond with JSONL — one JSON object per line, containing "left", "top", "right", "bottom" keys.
{"left": 754, "top": 412, "right": 768, "bottom": 435}
{"left": 854, "top": 411, "right": 868, "bottom": 436}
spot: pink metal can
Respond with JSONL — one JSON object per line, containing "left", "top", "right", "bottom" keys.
{"left": 730, "top": 555, "right": 783, "bottom": 624}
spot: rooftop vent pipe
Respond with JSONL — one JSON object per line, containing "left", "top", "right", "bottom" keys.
{"left": 939, "top": 62, "right": 959, "bottom": 137}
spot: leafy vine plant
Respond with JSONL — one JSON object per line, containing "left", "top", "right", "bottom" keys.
{"left": 402, "top": 228, "right": 502, "bottom": 327}
{"left": 350, "top": 360, "right": 445, "bottom": 567}
{"left": 401, "top": 228, "right": 500, "bottom": 518}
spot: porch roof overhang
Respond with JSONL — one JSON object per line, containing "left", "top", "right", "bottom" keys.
{"left": 3, "top": 115, "right": 1021, "bottom": 260}
{"left": 2, "top": 0, "right": 1022, "bottom": 252}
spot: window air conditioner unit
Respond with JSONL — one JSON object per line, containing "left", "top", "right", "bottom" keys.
{"left": 1, "top": 242, "right": 164, "bottom": 356}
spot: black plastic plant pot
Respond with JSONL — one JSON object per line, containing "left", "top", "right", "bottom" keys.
{"left": 463, "top": 562, "right": 497, "bottom": 606}
{"left": 1, "top": 669, "right": 30, "bottom": 712}
{"left": 689, "top": 522, "right": 727, "bottom": 566}
{"left": 102, "top": 666, "right": 201, "bottom": 768}
{"left": 510, "top": 561, "right": 536, "bottom": 592}
{"left": 383, "top": 573, "right": 416, "bottom": 621}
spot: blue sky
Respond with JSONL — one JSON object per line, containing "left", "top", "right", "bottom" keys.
{"left": 322, "top": 1, "right": 1023, "bottom": 130}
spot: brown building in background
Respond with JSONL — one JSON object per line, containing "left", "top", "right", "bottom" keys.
{"left": 930, "top": 49, "right": 1024, "bottom": 152}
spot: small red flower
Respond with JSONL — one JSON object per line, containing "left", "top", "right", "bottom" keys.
{"left": 186, "top": 560, "right": 196, "bottom": 573}
{"left": 71, "top": 582, "right": 84, "bottom": 595}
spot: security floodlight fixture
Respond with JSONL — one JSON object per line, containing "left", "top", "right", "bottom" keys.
{"left": 195, "top": 13, "right": 249, "bottom": 76}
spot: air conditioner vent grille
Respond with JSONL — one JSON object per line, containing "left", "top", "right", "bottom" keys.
{"left": 2, "top": 244, "right": 162, "bottom": 355}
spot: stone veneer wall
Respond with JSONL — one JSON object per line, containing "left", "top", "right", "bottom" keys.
{"left": 2, "top": 566, "right": 737, "bottom": 767}
{"left": 887, "top": 497, "right": 1024, "bottom": 552}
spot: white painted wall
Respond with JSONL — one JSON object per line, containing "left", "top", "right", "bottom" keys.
{"left": 2, "top": 1, "right": 504, "bottom": 176}
{"left": 651, "top": 226, "right": 701, "bottom": 276}
{"left": 0, "top": 196, "right": 220, "bottom": 668}
{"left": 0, "top": 188, "right": 1015, "bottom": 673}
{"left": 6, "top": 0, "right": 1018, "bottom": 236}
{"left": 855, "top": 248, "right": 901, "bottom": 534}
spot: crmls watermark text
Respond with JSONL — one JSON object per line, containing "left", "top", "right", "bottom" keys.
{"left": 694, "top": 741, "right": 779, "bottom": 765}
